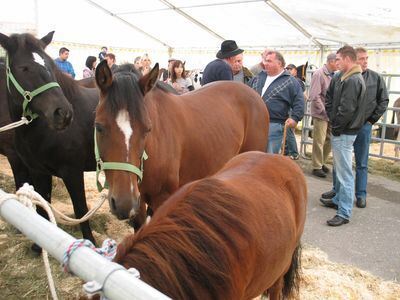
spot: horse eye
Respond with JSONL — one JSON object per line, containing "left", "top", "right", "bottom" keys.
{"left": 95, "top": 123, "right": 105, "bottom": 133}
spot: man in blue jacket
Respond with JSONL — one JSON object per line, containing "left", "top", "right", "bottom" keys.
{"left": 54, "top": 47, "right": 75, "bottom": 78}
{"left": 249, "top": 50, "right": 304, "bottom": 153}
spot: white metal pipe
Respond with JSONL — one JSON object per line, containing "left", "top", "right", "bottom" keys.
{"left": 0, "top": 188, "right": 170, "bottom": 300}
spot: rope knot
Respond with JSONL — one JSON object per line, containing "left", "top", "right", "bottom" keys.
{"left": 62, "top": 238, "right": 117, "bottom": 274}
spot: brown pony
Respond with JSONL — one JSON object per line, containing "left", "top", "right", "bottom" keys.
{"left": 114, "top": 151, "right": 307, "bottom": 300}
{"left": 95, "top": 60, "right": 269, "bottom": 228}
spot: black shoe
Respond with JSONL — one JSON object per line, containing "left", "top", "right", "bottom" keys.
{"left": 327, "top": 215, "right": 349, "bottom": 226}
{"left": 319, "top": 198, "right": 338, "bottom": 209}
{"left": 322, "top": 165, "right": 330, "bottom": 173}
{"left": 356, "top": 198, "right": 366, "bottom": 208}
{"left": 312, "top": 169, "right": 327, "bottom": 178}
{"left": 321, "top": 190, "right": 336, "bottom": 199}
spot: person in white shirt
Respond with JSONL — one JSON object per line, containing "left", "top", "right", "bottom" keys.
{"left": 248, "top": 50, "right": 304, "bottom": 153}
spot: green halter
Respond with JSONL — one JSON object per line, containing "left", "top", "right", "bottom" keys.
{"left": 94, "top": 128, "right": 148, "bottom": 192}
{"left": 6, "top": 55, "right": 60, "bottom": 122}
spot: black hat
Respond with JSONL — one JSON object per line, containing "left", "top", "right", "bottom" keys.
{"left": 216, "top": 40, "right": 244, "bottom": 59}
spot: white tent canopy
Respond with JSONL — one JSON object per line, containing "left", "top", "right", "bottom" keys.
{"left": 2, "top": 0, "right": 400, "bottom": 52}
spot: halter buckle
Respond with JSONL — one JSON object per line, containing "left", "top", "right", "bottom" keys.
{"left": 97, "top": 159, "right": 103, "bottom": 171}
{"left": 23, "top": 91, "right": 32, "bottom": 102}
{"left": 25, "top": 115, "right": 33, "bottom": 123}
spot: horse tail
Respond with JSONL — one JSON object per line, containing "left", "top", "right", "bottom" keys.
{"left": 283, "top": 243, "right": 302, "bottom": 299}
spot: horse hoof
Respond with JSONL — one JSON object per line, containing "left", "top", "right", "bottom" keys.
{"left": 31, "top": 243, "right": 42, "bottom": 255}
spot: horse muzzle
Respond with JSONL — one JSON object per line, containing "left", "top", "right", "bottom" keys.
{"left": 109, "top": 193, "right": 141, "bottom": 220}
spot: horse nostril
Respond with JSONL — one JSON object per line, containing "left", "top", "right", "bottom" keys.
{"left": 54, "top": 108, "right": 65, "bottom": 118}
{"left": 54, "top": 108, "right": 72, "bottom": 123}
{"left": 65, "top": 109, "right": 73, "bottom": 123}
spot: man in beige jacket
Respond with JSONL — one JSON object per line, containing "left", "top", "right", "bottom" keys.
{"left": 309, "top": 53, "right": 337, "bottom": 178}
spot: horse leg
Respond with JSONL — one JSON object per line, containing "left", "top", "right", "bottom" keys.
{"left": 62, "top": 171, "right": 95, "bottom": 245}
{"left": 267, "top": 277, "right": 284, "bottom": 300}
{"left": 6, "top": 153, "right": 31, "bottom": 190}
{"left": 29, "top": 172, "right": 52, "bottom": 254}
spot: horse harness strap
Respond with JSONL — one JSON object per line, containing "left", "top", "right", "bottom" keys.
{"left": 6, "top": 55, "right": 60, "bottom": 122}
{"left": 94, "top": 128, "right": 148, "bottom": 192}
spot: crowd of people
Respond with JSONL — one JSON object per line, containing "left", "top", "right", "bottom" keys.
{"left": 53, "top": 41, "right": 389, "bottom": 227}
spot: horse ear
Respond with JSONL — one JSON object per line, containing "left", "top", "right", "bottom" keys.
{"left": 40, "top": 31, "right": 55, "bottom": 47}
{"left": 0, "top": 32, "right": 14, "bottom": 53}
{"left": 139, "top": 63, "right": 159, "bottom": 95}
{"left": 95, "top": 60, "right": 113, "bottom": 94}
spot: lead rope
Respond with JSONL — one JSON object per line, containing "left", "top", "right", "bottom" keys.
{"left": 50, "top": 193, "right": 107, "bottom": 226}
{"left": 0, "top": 184, "right": 113, "bottom": 299}
{"left": 0, "top": 184, "right": 60, "bottom": 300}
{"left": 0, "top": 117, "right": 30, "bottom": 133}
{"left": 280, "top": 123, "right": 288, "bottom": 155}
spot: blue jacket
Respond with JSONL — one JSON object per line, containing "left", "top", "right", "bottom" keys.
{"left": 54, "top": 58, "right": 76, "bottom": 78}
{"left": 248, "top": 70, "right": 304, "bottom": 123}
{"left": 201, "top": 59, "right": 232, "bottom": 86}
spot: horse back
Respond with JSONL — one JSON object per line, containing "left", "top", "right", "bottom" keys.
{"left": 145, "top": 82, "right": 269, "bottom": 189}
{"left": 142, "top": 151, "right": 307, "bottom": 299}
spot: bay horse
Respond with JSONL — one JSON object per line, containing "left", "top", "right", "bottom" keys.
{"left": 0, "top": 31, "right": 99, "bottom": 249}
{"left": 114, "top": 151, "right": 307, "bottom": 300}
{"left": 94, "top": 60, "right": 269, "bottom": 228}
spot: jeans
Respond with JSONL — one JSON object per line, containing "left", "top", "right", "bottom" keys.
{"left": 267, "top": 122, "right": 284, "bottom": 153}
{"left": 285, "top": 127, "right": 299, "bottom": 156}
{"left": 331, "top": 134, "right": 357, "bottom": 220}
{"left": 353, "top": 122, "right": 372, "bottom": 200}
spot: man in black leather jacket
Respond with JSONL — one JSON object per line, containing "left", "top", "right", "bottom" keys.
{"left": 321, "top": 45, "right": 367, "bottom": 226}
{"left": 353, "top": 47, "right": 388, "bottom": 208}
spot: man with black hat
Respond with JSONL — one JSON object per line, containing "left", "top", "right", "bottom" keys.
{"left": 201, "top": 40, "right": 244, "bottom": 86}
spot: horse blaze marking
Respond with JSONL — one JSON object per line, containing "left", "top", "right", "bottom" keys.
{"left": 116, "top": 109, "right": 132, "bottom": 161}
{"left": 33, "top": 52, "right": 45, "bottom": 67}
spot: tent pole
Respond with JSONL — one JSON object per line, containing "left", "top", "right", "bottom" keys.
{"left": 263, "top": 0, "right": 323, "bottom": 48}
{"left": 159, "top": 0, "right": 225, "bottom": 41}
{"left": 85, "top": 0, "right": 172, "bottom": 49}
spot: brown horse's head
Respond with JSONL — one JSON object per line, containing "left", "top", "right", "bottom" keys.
{"left": 0, "top": 31, "right": 73, "bottom": 130}
{"left": 95, "top": 60, "right": 159, "bottom": 220}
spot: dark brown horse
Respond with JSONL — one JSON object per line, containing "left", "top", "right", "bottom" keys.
{"left": 94, "top": 60, "right": 269, "bottom": 228}
{"left": 0, "top": 31, "right": 99, "bottom": 250}
{"left": 114, "top": 151, "right": 307, "bottom": 300}
{"left": 0, "top": 61, "right": 96, "bottom": 191}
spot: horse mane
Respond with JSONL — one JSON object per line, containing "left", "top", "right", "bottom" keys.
{"left": 104, "top": 63, "right": 149, "bottom": 124}
{"left": 114, "top": 178, "right": 252, "bottom": 299}
{"left": 53, "top": 68, "right": 81, "bottom": 100}
{"left": 115, "top": 63, "right": 177, "bottom": 94}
